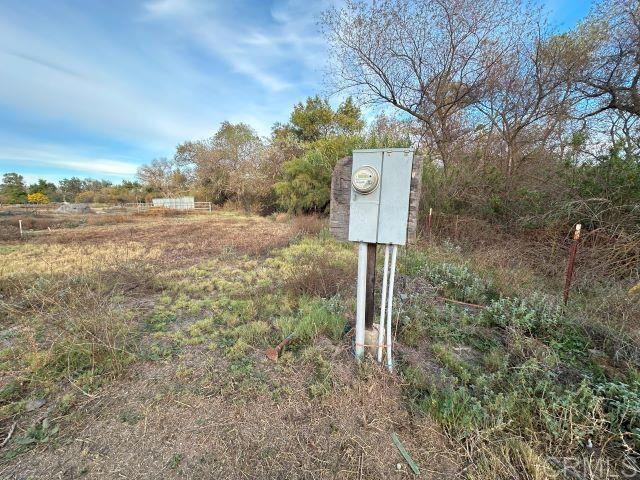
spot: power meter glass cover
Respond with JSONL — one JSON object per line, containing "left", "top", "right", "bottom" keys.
{"left": 352, "top": 166, "right": 380, "bottom": 194}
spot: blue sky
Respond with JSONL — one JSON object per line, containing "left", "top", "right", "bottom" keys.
{"left": 0, "top": 0, "right": 591, "bottom": 185}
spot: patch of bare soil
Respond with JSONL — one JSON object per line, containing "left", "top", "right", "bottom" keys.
{"left": 1, "top": 345, "right": 459, "bottom": 479}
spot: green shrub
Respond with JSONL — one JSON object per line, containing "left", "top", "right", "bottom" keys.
{"left": 425, "top": 385, "right": 487, "bottom": 438}
{"left": 481, "top": 293, "right": 565, "bottom": 335}
{"left": 596, "top": 381, "right": 640, "bottom": 449}
{"left": 399, "top": 250, "right": 497, "bottom": 304}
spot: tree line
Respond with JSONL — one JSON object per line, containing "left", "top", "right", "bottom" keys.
{"left": 136, "top": 96, "right": 412, "bottom": 214}
{"left": 0, "top": 174, "right": 145, "bottom": 205}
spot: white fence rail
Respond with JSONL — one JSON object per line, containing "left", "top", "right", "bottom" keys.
{"left": 122, "top": 202, "right": 212, "bottom": 213}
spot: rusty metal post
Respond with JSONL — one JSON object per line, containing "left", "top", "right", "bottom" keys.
{"left": 563, "top": 224, "right": 582, "bottom": 305}
{"left": 365, "top": 243, "right": 377, "bottom": 328}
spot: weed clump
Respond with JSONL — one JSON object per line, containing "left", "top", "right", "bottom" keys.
{"left": 480, "top": 293, "right": 564, "bottom": 335}
{"left": 301, "top": 346, "right": 334, "bottom": 398}
{"left": 275, "top": 297, "right": 347, "bottom": 344}
{"left": 399, "top": 249, "right": 497, "bottom": 304}
{"left": 266, "top": 236, "right": 356, "bottom": 298}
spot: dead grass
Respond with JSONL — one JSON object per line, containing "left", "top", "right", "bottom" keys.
{"left": 291, "top": 214, "right": 326, "bottom": 236}
{"left": 39, "top": 214, "right": 296, "bottom": 264}
{"left": 0, "top": 344, "right": 459, "bottom": 479}
{"left": 0, "top": 211, "right": 460, "bottom": 478}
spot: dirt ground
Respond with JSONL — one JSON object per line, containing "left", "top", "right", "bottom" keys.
{"left": 3, "top": 346, "right": 457, "bottom": 479}
{"left": 0, "top": 213, "right": 459, "bottom": 479}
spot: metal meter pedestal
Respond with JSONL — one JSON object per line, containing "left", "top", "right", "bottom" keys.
{"left": 345, "top": 149, "right": 416, "bottom": 369}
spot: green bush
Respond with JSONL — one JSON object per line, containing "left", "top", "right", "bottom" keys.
{"left": 480, "top": 293, "right": 564, "bottom": 335}
{"left": 596, "top": 381, "right": 640, "bottom": 449}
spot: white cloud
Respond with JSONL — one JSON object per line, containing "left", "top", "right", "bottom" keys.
{"left": 0, "top": 144, "right": 139, "bottom": 177}
{"left": 142, "top": 0, "right": 329, "bottom": 93}
{"left": 0, "top": 9, "right": 217, "bottom": 149}
{"left": 0, "top": 0, "right": 338, "bottom": 182}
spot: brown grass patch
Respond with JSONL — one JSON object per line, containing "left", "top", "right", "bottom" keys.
{"left": 291, "top": 214, "right": 326, "bottom": 236}
{"left": 1, "top": 344, "right": 459, "bottom": 479}
{"left": 34, "top": 214, "right": 297, "bottom": 268}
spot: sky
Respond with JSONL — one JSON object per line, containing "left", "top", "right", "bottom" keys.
{"left": 0, "top": 0, "right": 592, "bottom": 185}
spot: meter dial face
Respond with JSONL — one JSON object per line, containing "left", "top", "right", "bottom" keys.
{"left": 352, "top": 166, "right": 380, "bottom": 194}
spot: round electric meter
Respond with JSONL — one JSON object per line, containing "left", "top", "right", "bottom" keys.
{"left": 352, "top": 166, "right": 380, "bottom": 194}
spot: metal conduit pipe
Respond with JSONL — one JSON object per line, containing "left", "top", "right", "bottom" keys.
{"left": 386, "top": 245, "right": 398, "bottom": 371}
{"left": 377, "top": 245, "right": 390, "bottom": 363}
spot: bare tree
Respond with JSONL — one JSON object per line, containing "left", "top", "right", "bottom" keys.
{"left": 566, "top": 0, "right": 640, "bottom": 117}
{"left": 476, "top": 18, "right": 575, "bottom": 178}
{"left": 137, "top": 158, "right": 173, "bottom": 195}
{"left": 175, "top": 122, "right": 265, "bottom": 207}
{"left": 321, "top": 0, "right": 523, "bottom": 172}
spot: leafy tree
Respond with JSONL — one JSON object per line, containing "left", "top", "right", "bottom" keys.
{"left": 290, "top": 96, "right": 336, "bottom": 141}
{"left": 274, "top": 136, "right": 364, "bottom": 212}
{"left": 289, "top": 96, "right": 364, "bottom": 142}
{"left": 275, "top": 154, "right": 331, "bottom": 213}
{"left": 0, "top": 173, "right": 27, "bottom": 204}
{"left": 28, "top": 179, "right": 58, "bottom": 200}
{"left": 27, "top": 192, "right": 50, "bottom": 204}
{"left": 58, "top": 177, "right": 84, "bottom": 202}
{"left": 83, "top": 179, "right": 113, "bottom": 191}
{"left": 174, "top": 122, "right": 265, "bottom": 208}
{"left": 334, "top": 97, "right": 365, "bottom": 136}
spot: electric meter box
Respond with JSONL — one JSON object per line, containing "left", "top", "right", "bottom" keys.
{"left": 348, "top": 148, "right": 414, "bottom": 245}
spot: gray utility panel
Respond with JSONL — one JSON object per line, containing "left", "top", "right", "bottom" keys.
{"left": 348, "top": 149, "right": 414, "bottom": 245}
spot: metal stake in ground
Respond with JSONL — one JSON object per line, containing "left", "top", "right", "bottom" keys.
{"left": 563, "top": 224, "right": 582, "bottom": 305}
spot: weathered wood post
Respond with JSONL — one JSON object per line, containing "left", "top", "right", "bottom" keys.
{"left": 330, "top": 150, "right": 423, "bottom": 365}
{"left": 365, "top": 243, "right": 377, "bottom": 329}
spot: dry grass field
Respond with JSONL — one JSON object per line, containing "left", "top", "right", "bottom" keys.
{"left": 1, "top": 211, "right": 639, "bottom": 479}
